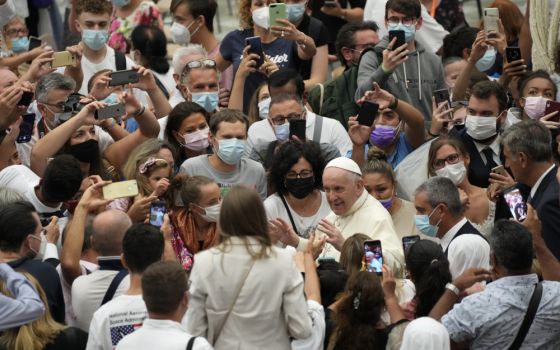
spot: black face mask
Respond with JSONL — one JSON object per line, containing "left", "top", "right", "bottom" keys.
{"left": 69, "top": 139, "right": 99, "bottom": 163}
{"left": 285, "top": 176, "right": 315, "bottom": 199}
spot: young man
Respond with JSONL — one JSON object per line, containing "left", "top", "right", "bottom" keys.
{"left": 179, "top": 109, "right": 267, "bottom": 199}
{"left": 355, "top": 0, "right": 446, "bottom": 125}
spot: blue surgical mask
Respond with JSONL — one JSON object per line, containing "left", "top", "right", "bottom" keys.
{"left": 11, "top": 37, "right": 29, "bottom": 53}
{"left": 102, "top": 93, "right": 119, "bottom": 105}
{"left": 273, "top": 122, "right": 290, "bottom": 141}
{"left": 258, "top": 97, "right": 270, "bottom": 119}
{"left": 82, "top": 29, "right": 109, "bottom": 51}
{"left": 379, "top": 197, "right": 393, "bottom": 210}
{"left": 287, "top": 3, "right": 306, "bottom": 23}
{"left": 191, "top": 91, "right": 219, "bottom": 112}
{"left": 475, "top": 48, "right": 497, "bottom": 72}
{"left": 387, "top": 23, "right": 415, "bottom": 42}
{"left": 215, "top": 138, "right": 246, "bottom": 165}
{"left": 111, "top": 0, "right": 130, "bottom": 6}
{"left": 414, "top": 206, "right": 441, "bottom": 237}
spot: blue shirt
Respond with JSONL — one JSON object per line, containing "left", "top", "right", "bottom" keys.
{"left": 220, "top": 28, "right": 299, "bottom": 114}
{"left": 346, "top": 133, "right": 413, "bottom": 169}
{"left": 442, "top": 274, "right": 560, "bottom": 349}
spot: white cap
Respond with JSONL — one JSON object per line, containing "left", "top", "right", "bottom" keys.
{"left": 325, "top": 157, "right": 362, "bottom": 176}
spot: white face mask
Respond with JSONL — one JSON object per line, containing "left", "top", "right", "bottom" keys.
{"left": 197, "top": 202, "right": 221, "bottom": 222}
{"left": 465, "top": 115, "right": 498, "bottom": 141}
{"left": 258, "top": 97, "right": 271, "bottom": 119}
{"left": 252, "top": 7, "right": 270, "bottom": 29}
{"left": 170, "top": 21, "right": 199, "bottom": 45}
{"left": 30, "top": 233, "right": 47, "bottom": 260}
{"left": 504, "top": 107, "right": 522, "bottom": 130}
{"left": 435, "top": 161, "right": 467, "bottom": 186}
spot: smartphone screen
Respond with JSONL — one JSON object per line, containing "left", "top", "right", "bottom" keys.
{"left": 17, "top": 113, "right": 35, "bottom": 143}
{"left": 402, "top": 235, "right": 420, "bottom": 255}
{"left": 289, "top": 119, "right": 306, "bottom": 140}
{"left": 149, "top": 201, "right": 166, "bottom": 228}
{"left": 357, "top": 101, "right": 379, "bottom": 127}
{"left": 364, "top": 240, "right": 383, "bottom": 275}
{"left": 505, "top": 47, "right": 521, "bottom": 63}
{"left": 503, "top": 187, "right": 527, "bottom": 222}
{"left": 245, "top": 36, "right": 265, "bottom": 67}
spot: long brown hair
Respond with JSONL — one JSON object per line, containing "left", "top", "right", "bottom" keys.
{"left": 339, "top": 233, "right": 371, "bottom": 277}
{"left": 427, "top": 136, "right": 469, "bottom": 176}
{"left": 218, "top": 186, "right": 271, "bottom": 259}
{"left": 0, "top": 273, "right": 66, "bottom": 350}
{"left": 486, "top": 0, "right": 524, "bottom": 42}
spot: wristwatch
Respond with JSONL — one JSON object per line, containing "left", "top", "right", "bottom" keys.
{"left": 445, "top": 282, "right": 460, "bottom": 297}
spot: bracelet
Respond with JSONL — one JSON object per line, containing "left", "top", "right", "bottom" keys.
{"left": 428, "top": 130, "right": 439, "bottom": 137}
{"left": 102, "top": 118, "right": 116, "bottom": 132}
{"left": 445, "top": 283, "right": 460, "bottom": 297}
{"left": 131, "top": 105, "right": 146, "bottom": 119}
{"left": 340, "top": 9, "right": 346, "bottom": 20}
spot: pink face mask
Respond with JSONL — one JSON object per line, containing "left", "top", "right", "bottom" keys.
{"left": 182, "top": 127, "right": 210, "bottom": 151}
{"left": 523, "top": 96, "right": 549, "bottom": 120}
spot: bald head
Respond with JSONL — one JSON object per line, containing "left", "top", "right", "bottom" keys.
{"left": 92, "top": 210, "right": 132, "bottom": 256}
{"left": 0, "top": 68, "right": 19, "bottom": 93}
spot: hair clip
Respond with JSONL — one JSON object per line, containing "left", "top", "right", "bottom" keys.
{"left": 353, "top": 292, "right": 361, "bottom": 310}
{"left": 138, "top": 157, "right": 166, "bottom": 174}
{"left": 430, "top": 258, "right": 439, "bottom": 266}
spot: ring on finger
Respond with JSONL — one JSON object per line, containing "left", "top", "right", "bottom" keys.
{"left": 281, "top": 30, "right": 285, "bottom": 37}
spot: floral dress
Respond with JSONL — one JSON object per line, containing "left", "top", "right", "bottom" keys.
{"left": 108, "top": 1, "right": 164, "bottom": 54}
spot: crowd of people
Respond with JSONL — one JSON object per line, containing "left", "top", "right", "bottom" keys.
{"left": 1, "top": 0, "right": 560, "bottom": 349}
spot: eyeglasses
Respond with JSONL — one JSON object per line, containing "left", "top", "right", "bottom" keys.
{"left": 387, "top": 16, "right": 417, "bottom": 26}
{"left": 270, "top": 112, "right": 304, "bottom": 125}
{"left": 433, "top": 153, "right": 460, "bottom": 170}
{"left": 5, "top": 28, "right": 28, "bottom": 36}
{"left": 351, "top": 43, "right": 376, "bottom": 52}
{"left": 286, "top": 170, "right": 313, "bottom": 179}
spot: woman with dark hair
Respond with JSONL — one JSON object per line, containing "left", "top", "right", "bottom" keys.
{"left": 403, "top": 240, "right": 452, "bottom": 319}
{"left": 515, "top": 70, "right": 558, "bottom": 127}
{"left": 185, "top": 186, "right": 312, "bottom": 348}
{"left": 265, "top": 140, "right": 330, "bottom": 248}
{"left": 164, "top": 102, "right": 211, "bottom": 168}
{"left": 130, "top": 25, "right": 175, "bottom": 99}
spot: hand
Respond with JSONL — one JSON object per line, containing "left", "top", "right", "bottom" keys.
{"left": 381, "top": 264, "right": 397, "bottom": 298}
{"left": 539, "top": 111, "right": 560, "bottom": 129}
{"left": 458, "top": 188, "right": 470, "bottom": 209}
{"left": 523, "top": 204, "right": 543, "bottom": 244}
{"left": 43, "top": 216, "right": 60, "bottom": 244}
{"left": 259, "top": 57, "right": 279, "bottom": 77}
{"left": 65, "top": 44, "right": 83, "bottom": 69}
{"left": 127, "top": 195, "right": 158, "bottom": 222}
{"left": 468, "top": 31, "right": 488, "bottom": 64}
{"left": 89, "top": 71, "right": 112, "bottom": 100}
{"left": 0, "top": 85, "right": 24, "bottom": 127}
{"left": 237, "top": 46, "right": 261, "bottom": 79}
{"left": 218, "top": 87, "right": 230, "bottom": 108}
{"left": 320, "top": 0, "right": 344, "bottom": 17}
{"left": 485, "top": 19, "right": 507, "bottom": 56}
{"left": 7, "top": 115, "right": 22, "bottom": 140}
{"left": 488, "top": 171, "right": 515, "bottom": 193}
{"left": 317, "top": 219, "right": 344, "bottom": 251}
{"left": 269, "top": 217, "right": 299, "bottom": 247}
{"left": 452, "top": 267, "right": 492, "bottom": 291}
{"left": 160, "top": 213, "right": 173, "bottom": 241}
{"left": 152, "top": 178, "right": 170, "bottom": 197}
{"left": 77, "top": 179, "right": 112, "bottom": 212}
{"left": 358, "top": 82, "right": 395, "bottom": 109}
{"left": 500, "top": 59, "right": 527, "bottom": 87}
{"left": 24, "top": 50, "right": 55, "bottom": 83}
{"left": 131, "top": 65, "right": 157, "bottom": 92}
{"left": 348, "top": 115, "right": 373, "bottom": 146}
{"left": 74, "top": 100, "right": 105, "bottom": 125}
{"left": 430, "top": 97, "right": 452, "bottom": 136}
{"left": 119, "top": 91, "right": 142, "bottom": 120}
{"left": 381, "top": 37, "right": 409, "bottom": 73}
{"left": 306, "top": 233, "right": 327, "bottom": 260}
{"left": 270, "top": 19, "right": 303, "bottom": 42}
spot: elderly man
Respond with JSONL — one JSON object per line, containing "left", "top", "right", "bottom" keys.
{"left": 308, "top": 157, "right": 403, "bottom": 263}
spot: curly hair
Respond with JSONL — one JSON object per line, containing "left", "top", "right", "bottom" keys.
{"left": 238, "top": 0, "right": 254, "bottom": 29}
{"left": 76, "top": 0, "right": 112, "bottom": 16}
{"left": 267, "top": 140, "right": 325, "bottom": 195}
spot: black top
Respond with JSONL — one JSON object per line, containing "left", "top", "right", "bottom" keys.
{"left": 324, "top": 308, "right": 389, "bottom": 350}
{"left": 296, "top": 14, "right": 330, "bottom": 80}
{"left": 7, "top": 257, "right": 65, "bottom": 324}
{"left": 444, "top": 220, "right": 486, "bottom": 255}
{"left": 44, "top": 327, "right": 88, "bottom": 350}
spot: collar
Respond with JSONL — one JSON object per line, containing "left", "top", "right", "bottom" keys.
{"left": 440, "top": 217, "right": 468, "bottom": 251}
{"left": 97, "top": 256, "right": 124, "bottom": 271}
{"left": 489, "top": 273, "right": 539, "bottom": 288}
{"left": 305, "top": 107, "right": 316, "bottom": 128}
{"left": 339, "top": 190, "right": 369, "bottom": 218}
{"left": 530, "top": 164, "right": 556, "bottom": 199}
{"left": 30, "top": 185, "right": 62, "bottom": 213}
{"left": 143, "top": 318, "right": 184, "bottom": 330}
{"left": 473, "top": 136, "right": 501, "bottom": 158}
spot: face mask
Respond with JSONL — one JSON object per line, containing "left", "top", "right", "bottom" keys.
{"left": 285, "top": 176, "right": 315, "bottom": 199}
{"left": 82, "top": 29, "right": 109, "bottom": 51}
{"left": 11, "top": 37, "right": 29, "bottom": 53}
{"left": 505, "top": 107, "right": 522, "bottom": 130}
{"left": 370, "top": 125, "right": 398, "bottom": 147}
{"left": 435, "top": 161, "right": 467, "bottom": 186}
{"left": 379, "top": 197, "right": 393, "bottom": 210}
{"left": 111, "top": 0, "right": 130, "bottom": 6}
{"left": 387, "top": 23, "right": 415, "bottom": 42}
{"left": 465, "top": 115, "right": 498, "bottom": 141}
{"left": 183, "top": 127, "right": 210, "bottom": 151}
{"left": 215, "top": 138, "right": 246, "bottom": 165}
{"left": 414, "top": 207, "right": 441, "bottom": 237}
{"left": 287, "top": 3, "right": 306, "bottom": 22}
{"left": 523, "top": 96, "right": 548, "bottom": 120}
{"left": 102, "top": 93, "right": 119, "bottom": 105}
{"left": 252, "top": 7, "right": 270, "bottom": 29}
{"left": 258, "top": 97, "right": 270, "bottom": 119}
{"left": 69, "top": 139, "right": 99, "bottom": 163}
{"left": 197, "top": 202, "right": 221, "bottom": 222}
{"left": 29, "top": 234, "right": 47, "bottom": 260}
{"left": 273, "top": 122, "right": 290, "bottom": 141}
{"left": 191, "top": 92, "right": 219, "bottom": 113}
{"left": 475, "top": 48, "right": 497, "bottom": 72}
{"left": 170, "top": 21, "right": 198, "bottom": 45}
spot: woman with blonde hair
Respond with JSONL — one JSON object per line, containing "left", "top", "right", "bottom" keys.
{"left": 185, "top": 186, "right": 311, "bottom": 349}
{"left": 0, "top": 273, "right": 87, "bottom": 350}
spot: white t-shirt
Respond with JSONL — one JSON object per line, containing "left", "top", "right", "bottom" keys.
{"left": 72, "top": 268, "right": 131, "bottom": 332}
{"left": 291, "top": 300, "right": 325, "bottom": 350}
{"left": 116, "top": 318, "right": 213, "bottom": 350}
{"left": 246, "top": 109, "right": 351, "bottom": 161}
{"left": 86, "top": 294, "right": 147, "bottom": 350}
{"left": 56, "top": 260, "right": 99, "bottom": 327}
{"left": 264, "top": 192, "right": 331, "bottom": 239}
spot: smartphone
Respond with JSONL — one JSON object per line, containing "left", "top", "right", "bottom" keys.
{"left": 364, "top": 240, "right": 383, "bottom": 275}
{"left": 50, "top": 51, "right": 76, "bottom": 68}
{"left": 245, "top": 36, "right": 265, "bottom": 68}
{"left": 503, "top": 186, "right": 527, "bottom": 222}
{"left": 483, "top": 8, "right": 499, "bottom": 37}
{"left": 402, "top": 235, "right": 420, "bottom": 255}
{"left": 544, "top": 100, "right": 560, "bottom": 122}
{"left": 388, "top": 30, "right": 406, "bottom": 49}
{"left": 505, "top": 47, "right": 522, "bottom": 63}
{"left": 323, "top": 0, "right": 338, "bottom": 7}
{"left": 434, "top": 89, "right": 451, "bottom": 106}
{"left": 16, "top": 113, "right": 35, "bottom": 143}
{"left": 17, "top": 91, "right": 34, "bottom": 107}
{"left": 95, "top": 103, "right": 125, "bottom": 120}
{"left": 269, "top": 3, "right": 287, "bottom": 27}
{"left": 491, "top": 165, "right": 508, "bottom": 177}
{"left": 289, "top": 119, "right": 306, "bottom": 140}
{"left": 28, "top": 37, "right": 42, "bottom": 51}
{"left": 109, "top": 70, "right": 140, "bottom": 87}
{"left": 102, "top": 180, "right": 139, "bottom": 200}
{"left": 357, "top": 101, "right": 379, "bottom": 127}
{"left": 149, "top": 200, "right": 166, "bottom": 228}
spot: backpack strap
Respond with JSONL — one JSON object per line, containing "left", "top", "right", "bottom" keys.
{"left": 100, "top": 269, "right": 128, "bottom": 306}
{"left": 279, "top": 194, "right": 298, "bottom": 236}
{"left": 153, "top": 74, "right": 170, "bottom": 99}
{"left": 313, "top": 114, "right": 323, "bottom": 143}
{"left": 114, "top": 50, "right": 127, "bottom": 71}
{"left": 508, "top": 282, "right": 543, "bottom": 350}
{"left": 186, "top": 336, "right": 197, "bottom": 350}
{"left": 317, "top": 83, "right": 325, "bottom": 115}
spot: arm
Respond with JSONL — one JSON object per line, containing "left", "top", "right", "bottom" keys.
{"left": 68, "top": 0, "right": 79, "bottom": 34}
{"left": 347, "top": 115, "right": 373, "bottom": 168}
{"left": 0, "top": 263, "right": 45, "bottom": 329}
{"left": 518, "top": 0, "right": 532, "bottom": 65}
{"left": 132, "top": 66, "right": 172, "bottom": 118}
{"left": 0, "top": 47, "right": 46, "bottom": 71}
{"left": 99, "top": 119, "right": 129, "bottom": 141}
{"left": 215, "top": 51, "right": 231, "bottom": 73}
{"left": 320, "top": 1, "right": 364, "bottom": 22}
{"left": 524, "top": 205, "right": 560, "bottom": 281}
{"left": 270, "top": 19, "right": 317, "bottom": 61}
{"left": 228, "top": 47, "right": 259, "bottom": 111}
{"left": 0, "top": 117, "right": 20, "bottom": 171}
{"left": 19, "top": 51, "right": 55, "bottom": 84}
{"left": 304, "top": 234, "right": 325, "bottom": 304}
{"left": 160, "top": 214, "right": 179, "bottom": 262}
{"left": 63, "top": 44, "right": 84, "bottom": 94}
{"left": 304, "top": 45, "right": 328, "bottom": 92}
{"left": 381, "top": 265, "right": 406, "bottom": 323}
{"left": 452, "top": 31, "right": 486, "bottom": 101}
